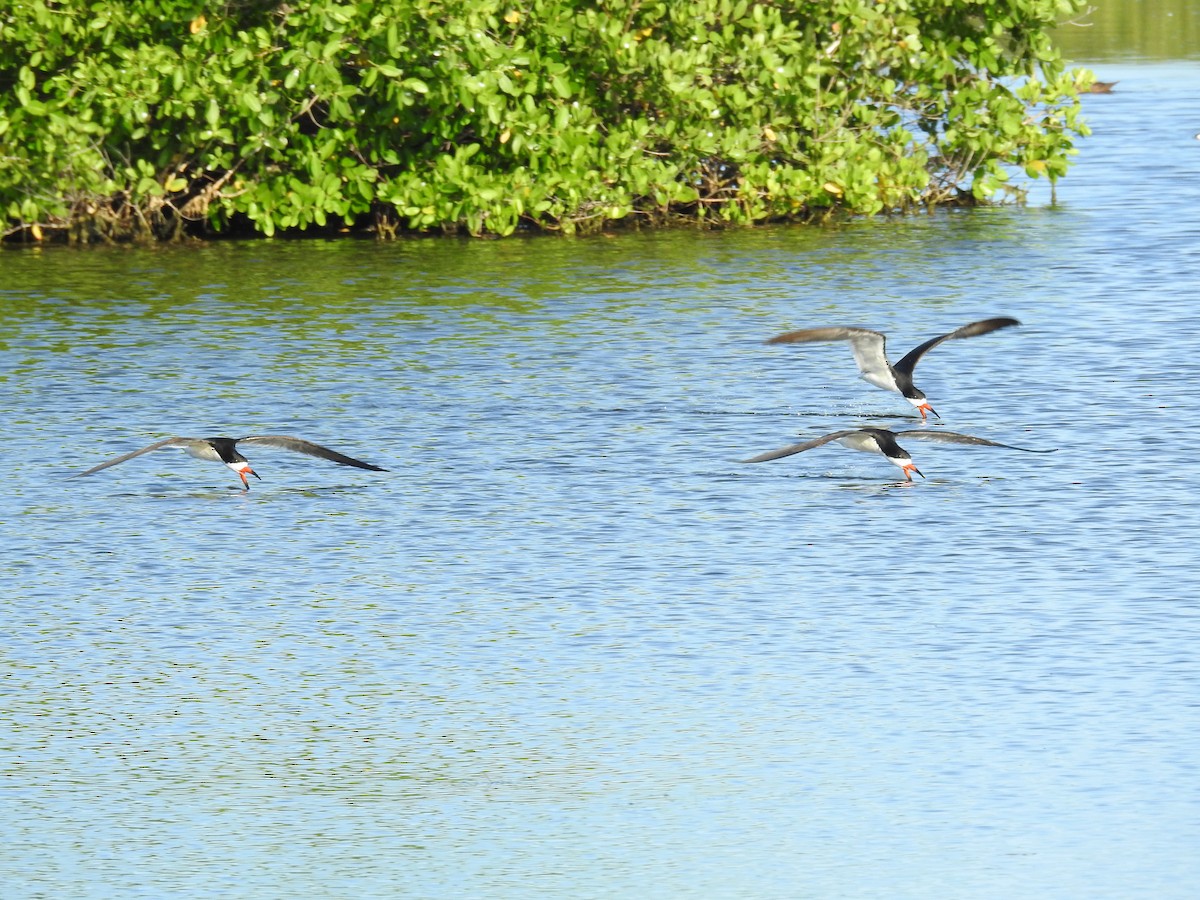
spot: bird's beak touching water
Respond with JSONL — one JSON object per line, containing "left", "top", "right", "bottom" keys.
{"left": 903, "top": 463, "right": 925, "bottom": 481}
{"left": 917, "top": 402, "right": 940, "bottom": 422}
{"left": 232, "top": 464, "right": 260, "bottom": 489}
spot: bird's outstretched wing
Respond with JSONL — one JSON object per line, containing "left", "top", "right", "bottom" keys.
{"left": 899, "top": 429, "right": 1056, "bottom": 452}
{"left": 767, "top": 327, "right": 892, "bottom": 385}
{"left": 892, "top": 317, "right": 1020, "bottom": 378}
{"left": 71, "top": 437, "right": 196, "bottom": 477}
{"left": 741, "top": 430, "right": 865, "bottom": 464}
{"left": 237, "top": 435, "right": 388, "bottom": 471}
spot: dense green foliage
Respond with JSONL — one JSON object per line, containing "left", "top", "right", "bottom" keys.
{"left": 1, "top": 0, "right": 1091, "bottom": 242}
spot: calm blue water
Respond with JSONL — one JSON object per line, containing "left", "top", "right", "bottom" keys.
{"left": 2, "top": 62, "right": 1200, "bottom": 899}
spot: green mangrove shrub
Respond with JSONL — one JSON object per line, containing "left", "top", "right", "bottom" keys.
{"left": 0, "top": 0, "right": 1091, "bottom": 241}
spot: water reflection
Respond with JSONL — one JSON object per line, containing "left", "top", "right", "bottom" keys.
{"left": 1055, "top": 0, "right": 1200, "bottom": 62}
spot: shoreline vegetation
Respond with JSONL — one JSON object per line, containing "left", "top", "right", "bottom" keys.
{"left": 1, "top": 0, "right": 1092, "bottom": 244}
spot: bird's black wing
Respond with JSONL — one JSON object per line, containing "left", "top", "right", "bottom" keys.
{"left": 71, "top": 437, "right": 195, "bottom": 477}
{"left": 892, "top": 317, "right": 1021, "bottom": 378}
{"left": 900, "top": 429, "right": 1056, "bottom": 452}
{"left": 741, "top": 430, "right": 864, "bottom": 464}
{"left": 238, "top": 435, "right": 388, "bottom": 470}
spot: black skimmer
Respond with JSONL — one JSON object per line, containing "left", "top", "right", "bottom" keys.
{"left": 71, "top": 435, "right": 387, "bottom": 489}
{"left": 766, "top": 317, "right": 1021, "bottom": 421}
{"left": 742, "top": 426, "right": 1055, "bottom": 481}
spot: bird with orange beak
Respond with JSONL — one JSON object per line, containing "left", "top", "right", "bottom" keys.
{"left": 741, "top": 426, "right": 1055, "bottom": 481}
{"left": 765, "top": 317, "right": 1021, "bottom": 421}
{"left": 72, "top": 434, "right": 386, "bottom": 489}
